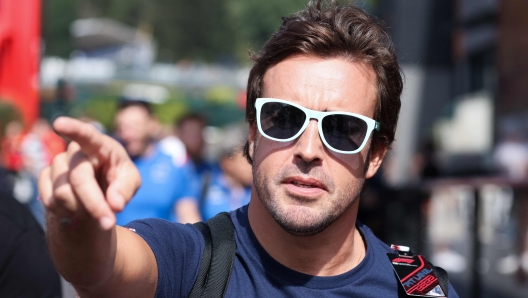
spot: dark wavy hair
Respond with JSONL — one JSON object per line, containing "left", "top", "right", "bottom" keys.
{"left": 243, "top": 0, "right": 402, "bottom": 164}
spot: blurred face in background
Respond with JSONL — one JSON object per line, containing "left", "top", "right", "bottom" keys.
{"left": 221, "top": 150, "right": 253, "bottom": 187}
{"left": 179, "top": 118, "right": 206, "bottom": 163}
{"left": 115, "top": 105, "right": 154, "bottom": 158}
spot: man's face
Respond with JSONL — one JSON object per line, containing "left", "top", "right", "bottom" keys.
{"left": 178, "top": 119, "right": 205, "bottom": 162}
{"left": 115, "top": 106, "right": 152, "bottom": 158}
{"left": 249, "top": 55, "right": 384, "bottom": 236}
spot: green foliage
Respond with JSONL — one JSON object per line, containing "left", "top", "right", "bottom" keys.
{"left": 44, "top": 0, "right": 306, "bottom": 63}
{"left": 153, "top": 99, "right": 188, "bottom": 125}
{"left": 81, "top": 96, "right": 119, "bottom": 130}
{"left": 227, "top": 0, "right": 306, "bottom": 60}
{"left": 0, "top": 101, "right": 23, "bottom": 135}
{"left": 43, "top": 0, "right": 76, "bottom": 57}
{"left": 205, "top": 85, "right": 237, "bottom": 105}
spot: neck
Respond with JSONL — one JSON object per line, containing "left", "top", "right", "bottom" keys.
{"left": 247, "top": 192, "right": 366, "bottom": 276}
{"left": 130, "top": 143, "right": 154, "bottom": 159}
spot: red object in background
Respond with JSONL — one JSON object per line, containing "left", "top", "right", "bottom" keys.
{"left": 1, "top": 133, "right": 23, "bottom": 171}
{"left": 0, "top": 0, "right": 41, "bottom": 126}
{"left": 236, "top": 90, "right": 247, "bottom": 110}
{"left": 40, "top": 129, "right": 66, "bottom": 163}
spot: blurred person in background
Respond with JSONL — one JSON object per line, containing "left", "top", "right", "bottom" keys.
{"left": 494, "top": 129, "right": 528, "bottom": 180}
{"left": 0, "top": 120, "right": 24, "bottom": 194}
{"left": 0, "top": 190, "right": 61, "bottom": 297}
{"left": 493, "top": 128, "right": 528, "bottom": 281}
{"left": 113, "top": 100, "right": 191, "bottom": 225}
{"left": 173, "top": 113, "right": 211, "bottom": 223}
{"left": 177, "top": 113, "right": 209, "bottom": 171}
{"left": 197, "top": 124, "right": 252, "bottom": 221}
{"left": 173, "top": 116, "right": 252, "bottom": 223}
{"left": 409, "top": 139, "right": 468, "bottom": 273}
{"left": 11, "top": 119, "right": 66, "bottom": 228}
{"left": 157, "top": 124, "right": 188, "bottom": 169}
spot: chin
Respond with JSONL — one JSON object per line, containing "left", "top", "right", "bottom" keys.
{"left": 269, "top": 204, "right": 336, "bottom": 237}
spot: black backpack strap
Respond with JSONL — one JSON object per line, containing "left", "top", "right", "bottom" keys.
{"left": 189, "top": 212, "right": 236, "bottom": 298}
{"left": 188, "top": 222, "right": 212, "bottom": 298}
{"left": 432, "top": 266, "right": 449, "bottom": 297}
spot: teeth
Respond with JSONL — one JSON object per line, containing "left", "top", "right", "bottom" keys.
{"left": 292, "top": 181, "right": 313, "bottom": 188}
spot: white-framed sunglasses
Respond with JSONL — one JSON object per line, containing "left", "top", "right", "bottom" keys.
{"left": 255, "top": 98, "right": 380, "bottom": 154}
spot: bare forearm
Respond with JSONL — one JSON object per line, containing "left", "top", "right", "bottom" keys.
{"left": 40, "top": 118, "right": 156, "bottom": 297}
{"left": 47, "top": 214, "right": 157, "bottom": 297}
{"left": 46, "top": 213, "right": 117, "bottom": 292}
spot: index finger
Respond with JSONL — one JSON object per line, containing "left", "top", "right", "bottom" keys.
{"left": 54, "top": 117, "right": 141, "bottom": 212}
{"left": 53, "top": 117, "right": 125, "bottom": 166}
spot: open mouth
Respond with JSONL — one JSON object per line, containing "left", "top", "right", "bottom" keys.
{"left": 283, "top": 177, "right": 328, "bottom": 192}
{"left": 291, "top": 181, "right": 318, "bottom": 188}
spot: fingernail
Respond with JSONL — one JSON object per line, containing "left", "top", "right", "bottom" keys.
{"left": 99, "top": 216, "right": 114, "bottom": 230}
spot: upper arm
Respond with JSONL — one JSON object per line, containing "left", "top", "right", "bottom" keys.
{"left": 116, "top": 218, "right": 204, "bottom": 297}
{"left": 79, "top": 226, "right": 158, "bottom": 298}
{"left": 118, "top": 226, "right": 158, "bottom": 296}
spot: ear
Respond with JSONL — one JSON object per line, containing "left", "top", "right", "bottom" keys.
{"left": 248, "top": 122, "right": 258, "bottom": 160}
{"left": 365, "top": 145, "right": 388, "bottom": 179}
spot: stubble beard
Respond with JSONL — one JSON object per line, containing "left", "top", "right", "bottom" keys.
{"left": 253, "top": 159, "right": 365, "bottom": 237}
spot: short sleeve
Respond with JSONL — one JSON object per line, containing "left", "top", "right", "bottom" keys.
{"left": 125, "top": 219, "right": 204, "bottom": 298}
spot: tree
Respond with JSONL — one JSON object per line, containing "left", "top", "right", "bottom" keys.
{"left": 43, "top": 0, "right": 307, "bottom": 63}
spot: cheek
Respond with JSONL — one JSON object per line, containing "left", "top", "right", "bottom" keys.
{"left": 327, "top": 150, "right": 366, "bottom": 178}
{"left": 253, "top": 136, "right": 293, "bottom": 166}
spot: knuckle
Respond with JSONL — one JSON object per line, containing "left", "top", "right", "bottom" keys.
{"left": 68, "top": 165, "right": 88, "bottom": 187}
{"left": 44, "top": 196, "right": 59, "bottom": 212}
{"left": 52, "top": 152, "right": 68, "bottom": 166}
{"left": 67, "top": 141, "right": 80, "bottom": 152}
{"left": 53, "top": 185, "right": 73, "bottom": 203}
{"left": 41, "top": 194, "right": 54, "bottom": 209}
{"left": 82, "top": 200, "right": 105, "bottom": 217}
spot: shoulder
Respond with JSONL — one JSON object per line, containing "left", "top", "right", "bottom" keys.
{"left": 0, "top": 190, "right": 41, "bottom": 234}
{"left": 125, "top": 219, "right": 204, "bottom": 297}
{"left": 357, "top": 222, "right": 460, "bottom": 298}
{"left": 157, "top": 137, "right": 188, "bottom": 167}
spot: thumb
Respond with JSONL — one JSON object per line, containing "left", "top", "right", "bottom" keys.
{"left": 105, "top": 162, "right": 142, "bottom": 213}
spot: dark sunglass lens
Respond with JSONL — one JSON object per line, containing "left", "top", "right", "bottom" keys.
{"left": 260, "top": 102, "right": 306, "bottom": 139}
{"left": 322, "top": 115, "right": 368, "bottom": 151}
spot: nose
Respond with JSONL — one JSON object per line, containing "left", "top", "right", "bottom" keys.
{"left": 293, "top": 119, "right": 325, "bottom": 163}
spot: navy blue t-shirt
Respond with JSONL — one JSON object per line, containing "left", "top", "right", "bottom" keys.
{"left": 127, "top": 205, "right": 459, "bottom": 297}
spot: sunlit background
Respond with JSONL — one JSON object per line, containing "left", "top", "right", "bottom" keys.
{"left": 1, "top": 0, "right": 528, "bottom": 297}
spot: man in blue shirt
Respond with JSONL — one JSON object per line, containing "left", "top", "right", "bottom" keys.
{"left": 39, "top": 1, "right": 459, "bottom": 297}
{"left": 199, "top": 140, "right": 252, "bottom": 221}
{"left": 113, "top": 100, "right": 189, "bottom": 225}
{"left": 172, "top": 113, "right": 213, "bottom": 223}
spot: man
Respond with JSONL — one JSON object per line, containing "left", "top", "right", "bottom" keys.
{"left": 39, "top": 1, "right": 459, "bottom": 297}
{"left": 173, "top": 113, "right": 212, "bottom": 223}
{"left": 176, "top": 118, "right": 252, "bottom": 222}
{"left": 198, "top": 124, "right": 252, "bottom": 221}
{"left": 177, "top": 113, "right": 208, "bottom": 169}
{"left": 113, "top": 100, "right": 190, "bottom": 225}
